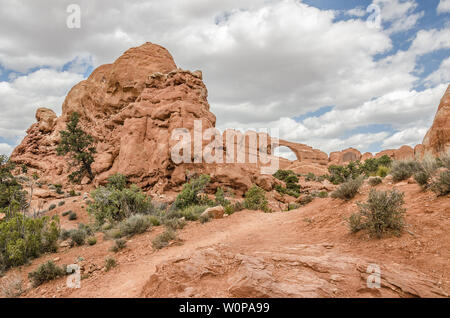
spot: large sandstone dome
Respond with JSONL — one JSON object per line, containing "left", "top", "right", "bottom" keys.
{"left": 11, "top": 43, "right": 218, "bottom": 192}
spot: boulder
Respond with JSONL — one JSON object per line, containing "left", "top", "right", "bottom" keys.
{"left": 201, "top": 206, "right": 225, "bottom": 219}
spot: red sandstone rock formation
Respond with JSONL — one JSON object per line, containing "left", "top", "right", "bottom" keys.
{"left": 422, "top": 85, "right": 450, "bottom": 156}
{"left": 328, "top": 148, "right": 362, "bottom": 166}
{"left": 10, "top": 43, "right": 288, "bottom": 195}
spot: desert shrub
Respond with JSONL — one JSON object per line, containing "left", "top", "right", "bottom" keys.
{"left": 349, "top": 189, "right": 406, "bottom": 238}
{"left": 244, "top": 185, "right": 269, "bottom": 212}
{"left": 390, "top": 160, "right": 422, "bottom": 182}
{"left": 152, "top": 229, "right": 176, "bottom": 250}
{"left": 105, "top": 228, "right": 122, "bottom": 240}
{"left": 68, "top": 212, "right": 77, "bottom": 220}
{"left": 368, "top": 177, "right": 382, "bottom": 187}
{"left": 88, "top": 183, "right": 152, "bottom": 225}
{"left": 62, "top": 210, "right": 71, "bottom": 217}
{"left": 87, "top": 237, "right": 97, "bottom": 246}
{"left": 199, "top": 214, "right": 211, "bottom": 223}
{"left": 331, "top": 177, "right": 364, "bottom": 200}
{"left": 376, "top": 166, "right": 390, "bottom": 178}
{"left": 224, "top": 205, "right": 234, "bottom": 215}
{"left": 0, "top": 273, "right": 23, "bottom": 297}
{"left": 305, "top": 173, "right": 316, "bottom": 182}
{"left": 110, "top": 239, "right": 126, "bottom": 253}
{"left": 348, "top": 213, "right": 364, "bottom": 233}
{"left": 177, "top": 205, "right": 209, "bottom": 221}
{"left": 273, "top": 170, "right": 300, "bottom": 197}
{"left": 287, "top": 203, "right": 300, "bottom": 211}
{"left": 101, "top": 223, "right": 113, "bottom": 231}
{"left": 273, "top": 170, "right": 295, "bottom": 181}
{"left": 361, "top": 156, "right": 392, "bottom": 176}
{"left": 69, "top": 228, "right": 87, "bottom": 246}
{"left": 147, "top": 215, "right": 161, "bottom": 226}
{"left": 431, "top": 170, "right": 450, "bottom": 196}
{"left": 414, "top": 170, "right": 431, "bottom": 188}
{"left": 53, "top": 184, "right": 63, "bottom": 195}
{"left": 28, "top": 261, "right": 65, "bottom": 287}
{"left": 173, "top": 175, "right": 211, "bottom": 210}
{"left": 118, "top": 214, "right": 151, "bottom": 237}
{"left": 0, "top": 214, "right": 60, "bottom": 270}
{"left": 317, "top": 191, "right": 328, "bottom": 198}
{"left": 58, "top": 201, "right": 65, "bottom": 207}
{"left": 298, "top": 195, "right": 313, "bottom": 205}
{"left": 69, "top": 189, "right": 77, "bottom": 197}
{"left": 60, "top": 229, "right": 71, "bottom": 241}
{"left": 107, "top": 173, "right": 127, "bottom": 190}
{"left": 163, "top": 218, "right": 187, "bottom": 231}
{"left": 105, "top": 257, "right": 117, "bottom": 272}
{"left": 214, "top": 187, "right": 230, "bottom": 207}
{"left": 223, "top": 201, "right": 244, "bottom": 215}
{"left": 48, "top": 204, "right": 56, "bottom": 211}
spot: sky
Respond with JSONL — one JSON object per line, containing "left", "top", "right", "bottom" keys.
{"left": 0, "top": 0, "right": 449, "bottom": 160}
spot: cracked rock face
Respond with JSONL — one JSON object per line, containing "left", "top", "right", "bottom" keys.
{"left": 140, "top": 244, "right": 446, "bottom": 298}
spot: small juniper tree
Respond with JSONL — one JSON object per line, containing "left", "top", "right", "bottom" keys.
{"left": 56, "top": 112, "right": 96, "bottom": 183}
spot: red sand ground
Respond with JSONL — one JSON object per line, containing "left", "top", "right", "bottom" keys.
{"left": 1, "top": 180, "right": 449, "bottom": 298}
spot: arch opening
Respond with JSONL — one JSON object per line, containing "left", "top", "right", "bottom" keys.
{"left": 274, "top": 146, "right": 299, "bottom": 161}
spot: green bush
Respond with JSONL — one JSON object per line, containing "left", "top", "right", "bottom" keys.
{"left": 368, "top": 177, "right": 382, "bottom": 186}
{"left": 68, "top": 212, "right": 77, "bottom": 220}
{"left": 118, "top": 214, "right": 151, "bottom": 237}
{"left": 173, "top": 175, "right": 211, "bottom": 210}
{"left": 305, "top": 173, "right": 316, "bottom": 182}
{"left": 110, "top": 239, "right": 126, "bottom": 253}
{"left": 62, "top": 210, "right": 72, "bottom": 217}
{"left": 349, "top": 189, "right": 406, "bottom": 238}
{"left": 214, "top": 187, "right": 230, "bottom": 207}
{"left": 390, "top": 160, "right": 422, "bottom": 182}
{"left": 176, "top": 205, "right": 209, "bottom": 221}
{"left": 287, "top": 203, "right": 300, "bottom": 211}
{"left": 87, "top": 237, "right": 97, "bottom": 246}
{"left": 431, "top": 170, "right": 450, "bottom": 196}
{"left": 331, "top": 177, "right": 364, "bottom": 200}
{"left": 28, "top": 261, "right": 65, "bottom": 287}
{"left": 58, "top": 201, "right": 65, "bottom": 207}
{"left": 105, "top": 257, "right": 117, "bottom": 272}
{"left": 88, "top": 184, "right": 152, "bottom": 225}
{"left": 69, "top": 189, "right": 77, "bottom": 197}
{"left": 273, "top": 170, "right": 300, "bottom": 197}
{"left": 147, "top": 215, "right": 161, "bottom": 226}
{"left": 48, "top": 204, "right": 56, "bottom": 211}
{"left": 273, "top": 170, "right": 295, "bottom": 181}
{"left": 107, "top": 173, "right": 127, "bottom": 191}
{"left": 244, "top": 185, "right": 269, "bottom": 212}
{"left": 317, "top": 191, "right": 328, "bottom": 198}
{"left": 152, "top": 229, "right": 176, "bottom": 250}
{"left": 0, "top": 214, "right": 60, "bottom": 270}
{"left": 376, "top": 166, "right": 389, "bottom": 178}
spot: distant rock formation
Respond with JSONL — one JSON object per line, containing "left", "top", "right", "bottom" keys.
{"left": 422, "top": 85, "right": 450, "bottom": 156}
